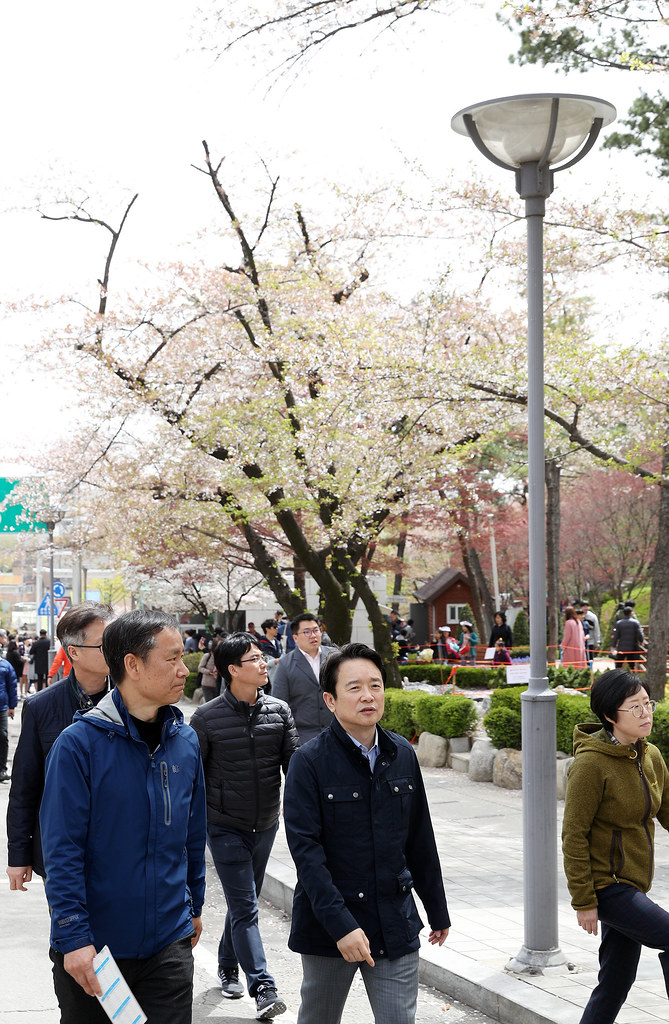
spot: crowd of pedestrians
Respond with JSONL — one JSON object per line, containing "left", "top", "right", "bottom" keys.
{"left": 4, "top": 598, "right": 668, "bottom": 1024}
{"left": 2, "top": 606, "right": 449, "bottom": 1024}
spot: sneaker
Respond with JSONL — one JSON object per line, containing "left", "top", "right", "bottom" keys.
{"left": 0, "top": 772, "right": 10, "bottom": 783}
{"left": 218, "top": 965, "right": 243, "bottom": 999}
{"left": 255, "top": 985, "right": 286, "bottom": 1021}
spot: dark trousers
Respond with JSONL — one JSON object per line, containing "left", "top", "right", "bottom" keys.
{"left": 35, "top": 673, "right": 48, "bottom": 691}
{"left": 208, "top": 822, "right": 278, "bottom": 996}
{"left": 579, "top": 883, "right": 669, "bottom": 1024}
{"left": 50, "top": 936, "right": 194, "bottom": 1024}
{"left": 0, "top": 708, "right": 8, "bottom": 772}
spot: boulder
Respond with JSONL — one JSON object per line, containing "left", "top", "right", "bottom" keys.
{"left": 416, "top": 731, "right": 449, "bottom": 768}
{"left": 469, "top": 738, "right": 497, "bottom": 782}
{"left": 493, "top": 748, "right": 523, "bottom": 790}
{"left": 556, "top": 756, "right": 574, "bottom": 800}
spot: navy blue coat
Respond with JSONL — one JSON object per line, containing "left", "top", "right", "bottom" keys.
{"left": 6, "top": 673, "right": 79, "bottom": 875}
{"left": 41, "top": 688, "right": 206, "bottom": 957}
{"left": 284, "top": 718, "right": 450, "bottom": 960}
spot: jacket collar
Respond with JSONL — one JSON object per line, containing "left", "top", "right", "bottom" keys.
{"left": 77, "top": 686, "right": 183, "bottom": 738}
{"left": 330, "top": 716, "right": 397, "bottom": 763}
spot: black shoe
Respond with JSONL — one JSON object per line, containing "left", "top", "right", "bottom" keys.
{"left": 0, "top": 772, "right": 10, "bottom": 783}
{"left": 218, "top": 965, "right": 243, "bottom": 999}
{"left": 255, "top": 985, "right": 286, "bottom": 1021}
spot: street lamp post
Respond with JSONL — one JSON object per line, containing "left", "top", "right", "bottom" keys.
{"left": 451, "top": 94, "right": 616, "bottom": 973}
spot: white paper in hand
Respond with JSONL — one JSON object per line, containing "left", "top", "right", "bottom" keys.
{"left": 92, "top": 946, "right": 147, "bottom": 1024}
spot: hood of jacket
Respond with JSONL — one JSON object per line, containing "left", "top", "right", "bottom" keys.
{"left": 572, "top": 721, "right": 646, "bottom": 761}
{"left": 74, "top": 687, "right": 184, "bottom": 739}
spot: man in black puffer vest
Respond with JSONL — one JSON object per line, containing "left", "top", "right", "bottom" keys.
{"left": 190, "top": 632, "right": 299, "bottom": 1021}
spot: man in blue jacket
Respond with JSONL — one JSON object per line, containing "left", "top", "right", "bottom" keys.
{"left": 40, "top": 609, "right": 207, "bottom": 1024}
{"left": 283, "top": 643, "right": 450, "bottom": 1024}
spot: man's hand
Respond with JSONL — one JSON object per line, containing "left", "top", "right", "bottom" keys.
{"left": 577, "top": 908, "right": 598, "bottom": 935}
{"left": 63, "top": 945, "right": 101, "bottom": 997}
{"left": 191, "top": 917, "right": 202, "bottom": 948}
{"left": 8, "top": 708, "right": 14, "bottom": 719}
{"left": 428, "top": 928, "right": 450, "bottom": 946}
{"left": 6, "top": 865, "right": 32, "bottom": 890}
{"left": 336, "top": 927, "right": 375, "bottom": 966}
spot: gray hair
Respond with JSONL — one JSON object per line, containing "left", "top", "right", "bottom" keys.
{"left": 57, "top": 601, "right": 115, "bottom": 652}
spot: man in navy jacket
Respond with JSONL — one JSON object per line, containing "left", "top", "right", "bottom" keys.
{"left": 40, "top": 610, "right": 206, "bottom": 1024}
{"left": 6, "top": 601, "right": 114, "bottom": 888}
{"left": 283, "top": 643, "right": 450, "bottom": 1024}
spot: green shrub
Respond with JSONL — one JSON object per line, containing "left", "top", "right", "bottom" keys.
{"left": 548, "top": 665, "right": 591, "bottom": 690}
{"left": 381, "top": 689, "right": 477, "bottom": 741}
{"left": 399, "top": 664, "right": 505, "bottom": 688}
{"left": 651, "top": 701, "right": 669, "bottom": 764}
{"left": 555, "top": 693, "right": 597, "bottom": 755}
{"left": 512, "top": 609, "right": 529, "bottom": 645}
{"left": 381, "top": 690, "right": 424, "bottom": 740}
{"left": 412, "top": 694, "right": 478, "bottom": 739}
{"left": 183, "top": 652, "right": 202, "bottom": 699}
{"left": 484, "top": 707, "right": 523, "bottom": 750}
{"left": 483, "top": 686, "right": 524, "bottom": 749}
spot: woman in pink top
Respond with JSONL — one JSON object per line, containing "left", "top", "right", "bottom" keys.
{"left": 561, "top": 605, "right": 587, "bottom": 668}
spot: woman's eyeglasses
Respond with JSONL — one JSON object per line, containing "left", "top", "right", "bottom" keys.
{"left": 618, "top": 700, "right": 656, "bottom": 719}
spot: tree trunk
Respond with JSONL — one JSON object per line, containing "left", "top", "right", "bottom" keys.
{"left": 335, "top": 547, "right": 401, "bottom": 687}
{"left": 457, "top": 532, "right": 486, "bottom": 642}
{"left": 645, "top": 455, "right": 669, "bottom": 702}
{"left": 391, "top": 515, "right": 409, "bottom": 610}
{"left": 545, "top": 458, "right": 561, "bottom": 665}
{"left": 469, "top": 545, "right": 493, "bottom": 639}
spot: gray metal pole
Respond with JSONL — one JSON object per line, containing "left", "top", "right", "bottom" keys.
{"left": 47, "top": 520, "right": 56, "bottom": 669}
{"left": 507, "top": 179, "right": 564, "bottom": 973}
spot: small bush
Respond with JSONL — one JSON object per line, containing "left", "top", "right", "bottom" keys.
{"left": 512, "top": 609, "right": 529, "bottom": 645}
{"left": 555, "top": 693, "right": 597, "bottom": 755}
{"left": 651, "top": 701, "right": 669, "bottom": 765}
{"left": 400, "top": 664, "right": 505, "bottom": 688}
{"left": 484, "top": 707, "right": 523, "bottom": 750}
{"left": 548, "top": 666, "right": 591, "bottom": 690}
{"left": 183, "top": 652, "right": 202, "bottom": 699}
{"left": 412, "top": 694, "right": 478, "bottom": 739}
{"left": 381, "top": 690, "right": 424, "bottom": 740}
{"left": 381, "top": 689, "right": 477, "bottom": 741}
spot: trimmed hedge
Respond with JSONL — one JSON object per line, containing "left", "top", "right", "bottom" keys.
{"left": 400, "top": 664, "right": 507, "bottom": 688}
{"left": 482, "top": 686, "right": 599, "bottom": 755}
{"left": 651, "top": 701, "right": 669, "bottom": 764}
{"left": 556, "top": 694, "right": 598, "bottom": 754}
{"left": 183, "top": 652, "right": 202, "bottom": 699}
{"left": 381, "top": 688, "right": 477, "bottom": 741}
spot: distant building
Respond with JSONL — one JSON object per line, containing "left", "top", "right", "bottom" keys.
{"left": 414, "top": 569, "right": 473, "bottom": 635}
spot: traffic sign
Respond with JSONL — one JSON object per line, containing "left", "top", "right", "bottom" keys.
{"left": 55, "top": 597, "right": 69, "bottom": 617}
{"left": 53, "top": 582, "right": 66, "bottom": 598}
{"left": 37, "top": 594, "right": 52, "bottom": 616}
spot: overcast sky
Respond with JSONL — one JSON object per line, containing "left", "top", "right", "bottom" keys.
{"left": 1, "top": 0, "right": 658, "bottom": 465}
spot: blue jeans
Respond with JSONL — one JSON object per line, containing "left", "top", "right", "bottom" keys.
{"left": 208, "top": 822, "right": 278, "bottom": 996}
{"left": 296, "top": 950, "right": 419, "bottom": 1024}
{"left": 50, "top": 935, "right": 194, "bottom": 1024}
{"left": 579, "top": 883, "right": 669, "bottom": 1023}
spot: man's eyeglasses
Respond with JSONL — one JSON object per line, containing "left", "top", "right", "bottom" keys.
{"left": 298, "top": 628, "right": 321, "bottom": 637}
{"left": 618, "top": 700, "right": 656, "bottom": 719}
{"left": 240, "top": 656, "right": 266, "bottom": 666}
{"left": 70, "top": 643, "right": 104, "bottom": 652}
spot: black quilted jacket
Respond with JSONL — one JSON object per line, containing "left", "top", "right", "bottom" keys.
{"left": 190, "top": 686, "right": 299, "bottom": 832}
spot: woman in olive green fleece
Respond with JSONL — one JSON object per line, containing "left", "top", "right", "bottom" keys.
{"left": 562, "top": 668, "right": 669, "bottom": 1023}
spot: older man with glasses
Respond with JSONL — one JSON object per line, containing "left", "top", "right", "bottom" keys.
{"left": 6, "top": 601, "right": 114, "bottom": 892}
{"left": 272, "top": 613, "right": 337, "bottom": 745}
{"left": 190, "top": 632, "right": 299, "bottom": 1020}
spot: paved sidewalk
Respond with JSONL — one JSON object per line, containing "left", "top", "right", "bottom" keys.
{"left": 262, "top": 766, "right": 669, "bottom": 1024}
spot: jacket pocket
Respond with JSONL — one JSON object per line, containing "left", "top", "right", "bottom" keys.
{"left": 609, "top": 829, "right": 625, "bottom": 877}
{"left": 334, "top": 876, "right": 369, "bottom": 906}
{"left": 385, "top": 776, "right": 415, "bottom": 827}
{"left": 322, "top": 785, "right": 365, "bottom": 829}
